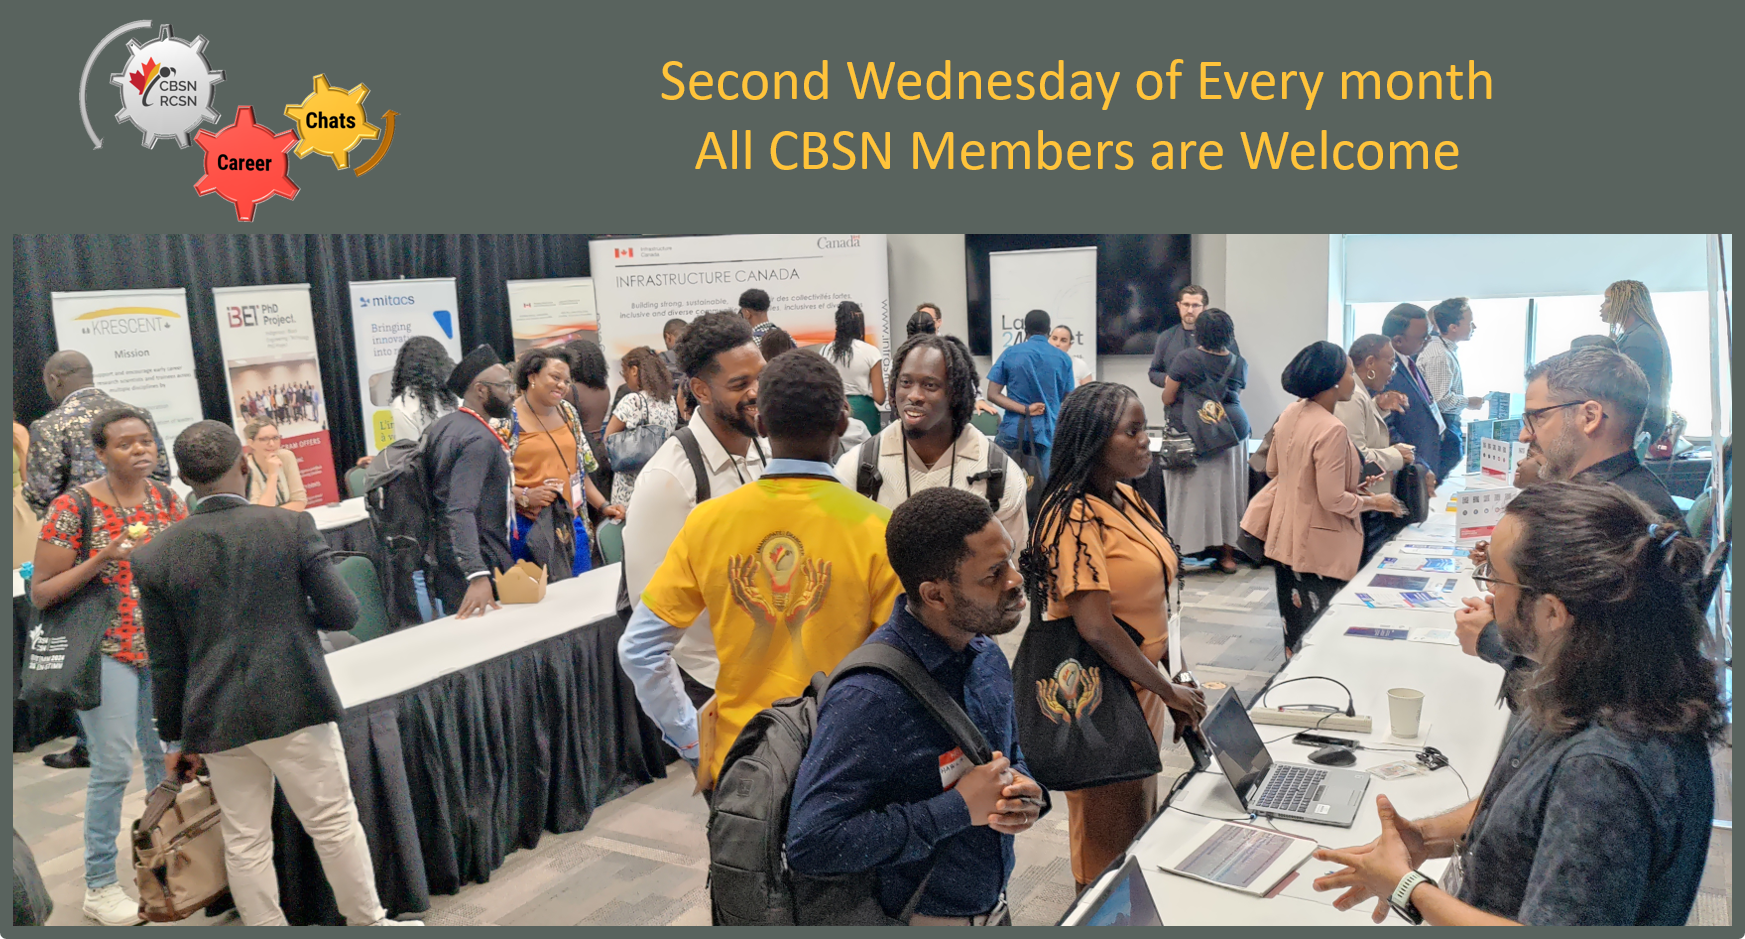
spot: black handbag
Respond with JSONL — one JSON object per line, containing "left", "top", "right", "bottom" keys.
{"left": 605, "top": 423, "right": 670, "bottom": 475}
{"left": 1393, "top": 461, "right": 1432, "bottom": 526}
{"left": 1003, "top": 416, "right": 1047, "bottom": 521}
{"left": 1155, "top": 421, "right": 1198, "bottom": 470}
{"left": 1180, "top": 355, "right": 1243, "bottom": 458}
{"left": 1011, "top": 604, "right": 1162, "bottom": 791}
{"left": 21, "top": 488, "right": 113, "bottom": 712}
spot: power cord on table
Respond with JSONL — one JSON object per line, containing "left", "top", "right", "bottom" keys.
{"left": 1257, "top": 676, "right": 1357, "bottom": 717}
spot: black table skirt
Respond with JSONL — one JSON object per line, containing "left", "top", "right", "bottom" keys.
{"left": 271, "top": 613, "right": 672, "bottom": 925}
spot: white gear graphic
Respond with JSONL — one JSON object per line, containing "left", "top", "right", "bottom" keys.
{"left": 108, "top": 24, "right": 224, "bottom": 149}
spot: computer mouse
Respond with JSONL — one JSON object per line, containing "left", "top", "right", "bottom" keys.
{"left": 1308, "top": 745, "right": 1357, "bottom": 767}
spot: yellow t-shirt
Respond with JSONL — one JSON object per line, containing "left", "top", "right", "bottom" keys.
{"left": 642, "top": 475, "right": 902, "bottom": 781}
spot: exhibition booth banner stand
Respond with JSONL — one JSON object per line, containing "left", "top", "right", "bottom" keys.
{"left": 213, "top": 284, "right": 340, "bottom": 507}
{"left": 349, "top": 278, "right": 464, "bottom": 455}
{"left": 49, "top": 287, "right": 205, "bottom": 475}
{"left": 589, "top": 234, "right": 891, "bottom": 379}
{"left": 507, "top": 277, "right": 599, "bottom": 356}
{"left": 990, "top": 246, "right": 1098, "bottom": 376}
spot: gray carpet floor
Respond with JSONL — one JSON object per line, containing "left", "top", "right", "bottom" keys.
{"left": 14, "top": 561, "right": 1730, "bottom": 926}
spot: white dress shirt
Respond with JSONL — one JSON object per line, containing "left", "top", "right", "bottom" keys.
{"left": 1414, "top": 334, "right": 1467, "bottom": 416}
{"left": 621, "top": 409, "right": 769, "bottom": 687}
{"left": 832, "top": 422, "right": 1029, "bottom": 550}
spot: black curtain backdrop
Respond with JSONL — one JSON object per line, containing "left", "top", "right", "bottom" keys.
{"left": 12, "top": 235, "right": 596, "bottom": 469}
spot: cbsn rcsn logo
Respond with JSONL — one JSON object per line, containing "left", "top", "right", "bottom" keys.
{"left": 226, "top": 303, "right": 292, "bottom": 327}
{"left": 817, "top": 235, "right": 862, "bottom": 249}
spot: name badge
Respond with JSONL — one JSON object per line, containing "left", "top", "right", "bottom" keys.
{"left": 570, "top": 472, "right": 585, "bottom": 509}
{"left": 1442, "top": 850, "right": 1466, "bottom": 898}
{"left": 939, "top": 747, "right": 970, "bottom": 791}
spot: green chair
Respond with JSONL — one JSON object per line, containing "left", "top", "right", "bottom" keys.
{"left": 972, "top": 412, "right": 1001, "bottom": 437}
{"left": 332, "top": 553, "right": 392, "bottom": 642}
{"left": 345, "top": 466, "right": 370, "bottom": 499}
{"left": 596, "top": 520, "right": 625, "bottom": 565}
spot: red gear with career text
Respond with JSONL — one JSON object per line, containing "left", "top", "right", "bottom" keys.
{"left": 193, "top": 106, "right": 299, "bottom": 222}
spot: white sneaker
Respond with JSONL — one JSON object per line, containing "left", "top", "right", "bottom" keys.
{"left": 81, "top": 884, "right": 140, "bottom": 927}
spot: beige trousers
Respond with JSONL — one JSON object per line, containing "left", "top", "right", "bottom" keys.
{"left": 200, "top": 722, "right": 386, "bottom": 926}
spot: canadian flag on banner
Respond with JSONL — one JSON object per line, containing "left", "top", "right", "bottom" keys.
{"left": 614, "top": 248, "right": 634, "bottom": 258}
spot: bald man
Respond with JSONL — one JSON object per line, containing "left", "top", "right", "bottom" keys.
{"left": 24, "top": 350, "right": 171, "bottom": 517}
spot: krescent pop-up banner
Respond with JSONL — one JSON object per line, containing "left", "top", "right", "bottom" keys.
{"left": 212, "top": 283, "right": 339, "bottom": 507}
{"left": 348, "top": 277, "right": 462, "bottom": 454}
{"left": 50, "top": 287, "right": 204, "bottom": 475}
{"left": 589, "top": 234, "right": 890, "bottom": 380}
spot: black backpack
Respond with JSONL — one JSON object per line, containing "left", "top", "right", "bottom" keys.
{"left": 854, "top": 435, "right": 1007, "bottom": 513}
{"left": 707, "top": 642, "right": 992, "bottom": 926}
{"left": 362, "top": 434, "right": 438, "bottom": 627}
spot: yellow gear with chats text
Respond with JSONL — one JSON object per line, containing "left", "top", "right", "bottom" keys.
{"left": 283, "top": 74, "right": 380, "bottom": 170}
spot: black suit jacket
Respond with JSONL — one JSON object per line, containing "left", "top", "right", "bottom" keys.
{"left": 425, "top": 410, "right": 512, "bottom": 610}
{"left": 132, "top": 497, "right": 358, "bottom": 754}
{"left": 1383, "top": 357, "right": 1443, "bottom": 468}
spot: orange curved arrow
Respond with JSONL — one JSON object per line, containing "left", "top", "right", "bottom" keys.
{"left": 353, "top": 110, "right": 398, "bottom": 176}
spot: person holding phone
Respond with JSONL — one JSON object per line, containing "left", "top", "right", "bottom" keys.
{"left": 1336, "top": 334, "right": 1418, "bottom": 566}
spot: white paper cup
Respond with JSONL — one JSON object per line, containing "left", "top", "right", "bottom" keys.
{"left": 1388, "top": 688, "right": 1425, "bottom": 738}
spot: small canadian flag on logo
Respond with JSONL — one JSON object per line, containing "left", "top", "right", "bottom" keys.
{"left": 614, "top": 248, "right": 634, "bottom": 258}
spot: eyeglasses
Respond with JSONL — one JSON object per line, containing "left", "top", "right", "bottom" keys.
{"left": 1521, "top": 400, "right": 1604, "bottom": 434}
{"left": 252, "top": 435, "right": 282, "bottom": 444}
{"left": 477, "top": 379, "right": 516, "bottom": 392}
{"left": 1471, "top": 560, "right": 1528, "bottom": 592}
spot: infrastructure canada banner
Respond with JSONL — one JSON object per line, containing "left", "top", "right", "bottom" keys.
{"left": 49, "top": 288, "right": 205, "bottom": 475}
{"left": 212, "top": 284, "right": 340, "bottom": 507}
{"left": 589, "top": 234, "right": 891, "bottom": 379}
{"left": 348, "top": 277, "right": 463, "bottom": 455}
{"left": 507, "top": 277, "right": 598, "bottom": 356}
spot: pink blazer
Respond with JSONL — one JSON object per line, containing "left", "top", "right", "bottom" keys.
{"left": 1240, "top": 398, "right": 1366, "bottom": 581}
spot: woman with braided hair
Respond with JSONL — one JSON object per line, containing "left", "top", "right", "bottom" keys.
{"left": 1019, "top": 381, "right": 1207, "bottom": 892}
{"left": 388, "top": 336, "right": 458, "bottom": 441}
{"left": 824, "top": 300, "right": 887, "bottom": 433}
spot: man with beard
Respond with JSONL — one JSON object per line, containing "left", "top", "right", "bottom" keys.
{"left": 1314, "top": 481, "right": 1718, "bottom": 925}
{"left": 786, "top": 487, "right": 1046, "bottom": 925}
{"left": 1516, "top": 346, "right": 1679, "bottom": 521}
{"left": 835, "top": 334, "right": 1027, "bottom": 548}
{"left": 622, "top": 312, "right": 770, "bottom": 708}
{"left": 426, "top": 345, "right": 516, "bottom": 619}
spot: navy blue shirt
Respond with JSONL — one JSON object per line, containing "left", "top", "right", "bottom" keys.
{"left": 1457, "top": 720, "right": 1713, "bottom": 925}
{"left": 987, "top": 335, "right": 1076, "bottom": 448}
{"left": 786, "top": 598, "right": 1044, "bottom": 918}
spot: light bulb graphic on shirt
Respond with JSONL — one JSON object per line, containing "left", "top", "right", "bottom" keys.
{"left": 758, "top": 533, "right": 802, "bottom": 611}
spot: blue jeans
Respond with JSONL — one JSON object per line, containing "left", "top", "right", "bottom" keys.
{"left": 78, "top": 656, "right": 166, "bottom": 888}
{"left": 412, "top": 568, "right": 444, "bottom": 622}
{"left": 1436, "top": 415, "right": 1464, "bottom": 481}
{"left": 996, "top": 434, "right": 1052, "bottom": 487}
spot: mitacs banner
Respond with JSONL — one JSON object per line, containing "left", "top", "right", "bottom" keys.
{"left": 212, "top": 284, "right": 340, "bottom": 507}
{"left": 348, "top": 277, "right": 462, "bottom": 455}
{"left": 49, "top": 288, "right": 204, "bottom": 475}
{"left": 589, "top": 234, "right": 890, "bottom": 378}
{"left": 507, "top": 277, "right": 598, "bottom": 356}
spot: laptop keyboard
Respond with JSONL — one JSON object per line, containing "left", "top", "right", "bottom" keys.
{"left": 1254, "top": 765, "right": 1328, "bottom": 814}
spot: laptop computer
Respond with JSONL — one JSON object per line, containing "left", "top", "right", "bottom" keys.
{"left": 1075, "top": 856, "right": 1164, "bottom": 927}
{"left": 1194, "top": 690, "right": 1370, "bottom": 828}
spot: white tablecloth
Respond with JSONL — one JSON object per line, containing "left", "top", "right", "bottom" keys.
{"left": 1064, "top": 486, "right": 1510, "bottom": 926}
{"left": 307, "top": 496, "right": 370, "bottom": 532}
{"left": 324, "top": 563, "right": 623, "bottom": 709}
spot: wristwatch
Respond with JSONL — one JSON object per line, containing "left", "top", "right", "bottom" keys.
{"left": 1390, "top": 870, "right": 1436, "bottom": 925}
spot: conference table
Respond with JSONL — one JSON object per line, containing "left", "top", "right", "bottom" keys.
{"left": 272, "top": 562, "right": 671, "bottom": 925}
{"left": 1061, "top": 483, "right": 1512, "bottom": 926}
{"left": 10, "top": 498, "right": 389, "bottom": 751}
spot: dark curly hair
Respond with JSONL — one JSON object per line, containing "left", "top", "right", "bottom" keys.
{"left": 1194, "top": 309, "right": 1235, "bottom": 352}
{"left": 759, "top": 327, "right": 797, "bottom": 361}
{"left": 887, "top": 486, "right": 997, "bottom": 604}
{"left": 676, "top": 311, "right": 756, "bottom": 380}
{"left": 514, "top": 347, "right": 571, "bottom": 392}
{"left": 888, "top": 334, "right": 979, "bottom": 442}
{"left": 564, "top": 339, "right": 609, "bottom": 390}
{"left": 906, "top": 310, "right": 938, "bottom": 338}
{"left": 828, "top": 300, "right": 865, "bottom": 366}
{"left": 759, "top": 350, "right": 844, "bottom": 441}
{"left": 1020, "top": 382, "right": 1171, "bottom": 608}
{"left": 1503, "top": 481, "right": 1725, "bottom": 743}
{"left": 621, "top": 346, "right": 674, "bottom": 404}
{"left": 91, "top": 408, "right": 153, "bottom": 451}
{"left": 173, "top": 420, "right": 242, "bottom": 485}
{"left": 390, "top": 336, "right": 458, "bottom": 422}
{"left": 739, "top": 289, "right": 770, "bottom": 314}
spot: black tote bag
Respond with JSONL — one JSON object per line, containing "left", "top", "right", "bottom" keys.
{"left": 1011, "top": 605, "right": 1162, "bottom": 791}
{"left": 1180, "top": 355, "right": 1242, "bottom": 458}
{"left": 21, "top": 489, "right": 113, "bottom": 713}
